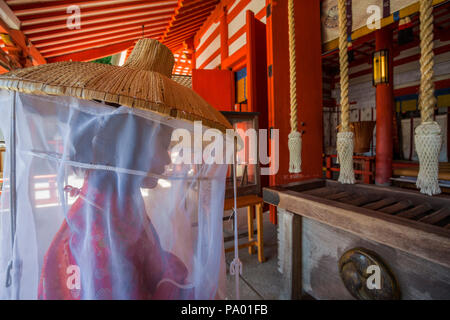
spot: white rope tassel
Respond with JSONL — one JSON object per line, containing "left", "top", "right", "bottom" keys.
{"left": 337, "top": 131, "right": 355, "bottom": 184}
{"left": 415, "top": 121, "right": 442, "bottom": 196}
{"left": 288, "top": 131, "right": 302, "bottom": 174}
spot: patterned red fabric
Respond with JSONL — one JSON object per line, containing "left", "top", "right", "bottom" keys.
{"left": 38, "top": 174, "right": 194, "bottom": 300}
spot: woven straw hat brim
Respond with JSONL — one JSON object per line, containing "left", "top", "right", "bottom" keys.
{"left": 0, "top": 61, "right": 232, "bottom": 132}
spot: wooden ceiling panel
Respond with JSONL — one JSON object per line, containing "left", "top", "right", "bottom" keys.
{"left": 3, "top": 0, "right": 219, "bottom": 73}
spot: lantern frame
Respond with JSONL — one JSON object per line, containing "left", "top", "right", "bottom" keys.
{"left": 372, "top": 49, "right": 389, "bottom": 86}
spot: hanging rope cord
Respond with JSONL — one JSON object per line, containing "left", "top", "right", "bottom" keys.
{"left": 419, "top": 0, "right": 436, "bottom": 123}
{"left": 287, "top": 0, "right": 302, "bottom": 173}
{"left": 338, "top": 0, "right": 350, "bottom": 132}
{"left": 415, "top": 0, "right": 442, "bottom": 196}
{"left": 288, "top": 0, "right": 298, "bottom": 133}
{"left": 335, "top": 0, "right": 355, "bottom": 184}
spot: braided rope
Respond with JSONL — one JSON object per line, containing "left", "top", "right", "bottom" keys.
{"left": 338, "top": 0, "right": 350, "bottom": 132}
{"left": 336, "top": 0, "right": 355, "bottom": 184}
{"left": 415, "top": 0, "right": 442, "bottom": 195}
{"left": 288, "top": 0, "right": 297, "bottom": 133}
{"left": 287, "top": 0, "right": 302, "bottom": 173}
{"left": 419, "top": 0, "right": 436, "bottom": 122}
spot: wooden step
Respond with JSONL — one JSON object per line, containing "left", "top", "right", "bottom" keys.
{"left": 418, "top": 208, "right": 450, "bottom": 225}
{"left": 325, "top": 191, "right": 350, "bottom": 201}
{"left": 362, "top": 197, "right": 397, "bottom": 210}
{"left": 379, "top": 200, "right": 412, "bottom": 214}
{"left": 396, "top": 203, "right": 433, "bottom": 219}
{"left": 340, "top": 195, "right": 380, "bottom": 207}
{"left": 305, "top": 187, "right": 338, "bottom": 197}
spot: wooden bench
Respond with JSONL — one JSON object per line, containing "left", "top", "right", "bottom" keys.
{"left": 224, "top": 195, "right": 265, "bottom": 263}
{"left": 393, "top": 161, "right": 450, "bottom": 180}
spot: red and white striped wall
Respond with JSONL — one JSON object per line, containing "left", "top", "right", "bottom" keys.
{"left": 193, "top": 0, "right": 267, "bottom": 70}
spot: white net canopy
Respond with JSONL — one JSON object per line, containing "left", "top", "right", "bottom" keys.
{"left": 0, "top": 90, "right": 228, "bottom": 300}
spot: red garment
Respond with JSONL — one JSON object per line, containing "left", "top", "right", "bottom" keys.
{"left": 38, "top": 175, "right": 194, "bottom": 300}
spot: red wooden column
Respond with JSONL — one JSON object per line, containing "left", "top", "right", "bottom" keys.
{"left": 246, "top": 10, "right": 269, "bottom": 196}
{"left": 266, "top": 0, "right": 323, "bottom": 223}
{"left": 447, "top": 107, "right": 450, "bottom": 162}
{"left": 375, "top": 26, "right": 394, "bottom": 185}
{"left": 220, "top": 6, "right": 228, "bottom": 65}
{"left": 246, "top": 10, "right": 257, "bottom": 113}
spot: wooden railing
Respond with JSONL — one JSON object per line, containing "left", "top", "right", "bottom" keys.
{"left": 323, "top": 154, "right": 375, "bottom": 184}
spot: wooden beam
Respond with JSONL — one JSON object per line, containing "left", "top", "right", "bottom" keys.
{"left": 28, "top": 16, "right": 170, "bottom": 42}
{"left": 32, "top": 23, "right": 167, "bottom": 49}
{"left": 277, "top": 208, "right": 302, "bottom": 299}
{"left": 220, "top": 5, "right": 228, "bottom": 64}
{"left": 246, "top": 10, "right": 256, "bottom": 112}
{"left": 0, "top": 0, "right": 20, "bottom": 30}
{"left": 194, "top": 0, "right": 232, "bottom": 47}
{"left": 43, "top": 32, "right": 163, "bottom": 58}
{"left": 10, "top": 0, "right": 173, "bottom": 16}
{"left": 18, "top": 1, "right": 174, "bottom": 26}
{"left": 0, "top": 16, "right": 46, "bottom": 66}
{"left": 38, "top": 28, "right": 164, "bottom": 54}
{"left": 21, "top": 5, "right": 175, "bottom": 34}
{"left": 0, "top": 47, "right": 16, "bottom": 71}
{"left": 46, "top": 40, "right": 136, "bottom": 63}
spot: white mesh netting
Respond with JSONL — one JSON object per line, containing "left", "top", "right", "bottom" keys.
{"left": 288, "top": 131, "right": 302, "bottom": 174}
{"left": 414, "top": 121, "right": 442, "bottom": 196}
{"left": 337, "top": 131, "right": 355, "bottom": 184}
{"left": 0, "top": 90, "right": 229, "bottom": 300}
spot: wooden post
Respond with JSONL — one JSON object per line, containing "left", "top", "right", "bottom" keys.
{"left": 447, "top": 107, "right": 449, "bottom": 162}
{"left": 375, "top": 27, "right": 394, "bottom": 185}
{"left": 277, "top": 208, "right": 302, "bottom": 299}
{"left": 363, "top": 157, "right": 371, "bottom": 184}
{"left": 220, "top": 6, "right": 228, "bottom": 65}
{"left": 266, "top": 0, "right": 323, "bottom": 215}
{"left": 246, "top": 10, "right": 257, "bottom": 113}
{"left": 247, "top": 205, "right": 255, "bottom": 254}
{"left": 326, "top": 155, "right": 332, "bottom": 179}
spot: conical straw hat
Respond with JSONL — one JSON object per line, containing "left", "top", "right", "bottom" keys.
{"left": 0, "top": 38, "right": 232, "bottom": 132}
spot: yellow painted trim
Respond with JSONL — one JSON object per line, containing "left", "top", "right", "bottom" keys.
{"left": 437, "top": 94, "right": 450, "bottom": 108}
{"left": 322, "top": 0, "right": 448, "bottom": 53}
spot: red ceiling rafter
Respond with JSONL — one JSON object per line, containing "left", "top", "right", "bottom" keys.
{"left": 47, "top": 39, "right": 136, "bottom": 63}
{"left": 32, "top": 22, "right": 168, "bottom": 48}
{"left": 19, "top": 1, "right": 174, "bottom": 26}
{"left": 39, "top": 28, "right": 165, "bottom": 56}
{"left": 8, "top": 0, "right": 131, "bottom": 15}
{"left": 42, "top": 32, "right": 163, "bottom": 58}
{"left": 160, "top": 0, "right": 219, "bottom": 54}
{"left": 21, "top": 5, "right": 176, "bottom": 34}
{"left": 28, "top": 16, "right": 170, "bottom": 42}
{"left": 4, "top": 0, "right": 218, "bottom": 74}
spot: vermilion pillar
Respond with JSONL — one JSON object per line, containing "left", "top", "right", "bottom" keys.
{"left": 220, "top": 6, "right": 228, "bottom": 64}
{"left": 375, "top": 27, "right": 394, "bottom": 185}
{"left": 266, "top": 0, "right": 323, "bottom": 223}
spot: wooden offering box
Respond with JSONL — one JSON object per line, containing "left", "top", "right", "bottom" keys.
{"left": 263, "top": 179, "right": 450, "bottom": 300}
